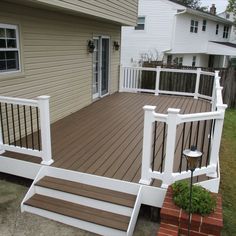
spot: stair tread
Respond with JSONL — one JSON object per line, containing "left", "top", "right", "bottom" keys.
{"left": 35, "top": 176, "right": 136, "bottom": 208}
{"left": 24, "top": 194, "right": 130, "bottom": 231}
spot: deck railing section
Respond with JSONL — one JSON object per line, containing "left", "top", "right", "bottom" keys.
{"left": 124, "top": 67, "right": 228, "bottom": 188}
{"left": 0, "top": 96, "right": 53, "bottom": 165}
{"left": 120, "top": 66, "right": 215, "bottom": 100}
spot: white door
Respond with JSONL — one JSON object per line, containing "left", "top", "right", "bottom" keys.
{"left": 92, "top": 37, "right": 110, "bottom": 99}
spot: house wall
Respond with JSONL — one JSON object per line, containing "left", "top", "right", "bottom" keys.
{"left": 31, "top": 0, "right": 138, "bottom": 26}
{"left": 164, "top": 53, "right": 209, "bottom": 67}
{"left": 172, "top": 13, "right": 231, "bottom": 54}
{"left": 0, "top": 2, "right": 121, "bottom": 123}
{"left": 121, "top": 0, "right": 185, "bottom": 66}
{"left": 218, "top": 11, "right": 236, "bottom": 43}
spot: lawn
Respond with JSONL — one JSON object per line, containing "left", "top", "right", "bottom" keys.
{"left": 220, "top": 109, "right": 236, "bottom": 236}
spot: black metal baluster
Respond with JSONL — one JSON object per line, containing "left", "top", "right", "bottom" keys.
{"left": 0, "top": 103, "right": 5, "bottom": 144}
{"left": 206, "top": 120, "right": 213, "bottom": 166}
{"left": 189, "top": 122, "right": 193, "bottom": 148}
{"left": 160, "top": 123, "right": 166, "bottom": 173}
{"left": 179, "top": 123, "right": 186, "bottom": 172}
{"left": 17, "top": 105, "right": 22, "bottom": 147}
{"left": 5, "top": 103, "right": 10, "bottom": 144}
{"left": 11, "top": 104, "right": 16, "bottom": 146}
{"left": 152, "top": 121, "right": 157, "bottom": 171}
{"left": 36, "top": 107, "right": 41, "bottom": 151}
{"left": 200, "top": 120, "right": 207, "bottom": 168}
{"left": 23, "top": 105, "right": 28, "bottom": 148}
{"left": 30, "top": 106, "right": 34, "bottom": 150}
{"left": 195, "top": 121, "right": 200, "bottom": 147}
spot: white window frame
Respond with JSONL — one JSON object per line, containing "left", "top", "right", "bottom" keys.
{"left": 190, "top": 20, "right": 198, "bottom": 33}
{"left": 223, "top": 25, "right": 229, "bottom": 39}
{"left": 216, "top": 24, "right": 219, "bottom": 35}
{"left": 192, "top": 56, "right": 196, "bottom": 67}
{"left": 202, "top": 20, "right": 207, "bottom": 31}
{"left": 0, "top": 23, "right": 21, "bottom": 74}
{"left": 135, "top": 16, "right": 145, "bottom": 30}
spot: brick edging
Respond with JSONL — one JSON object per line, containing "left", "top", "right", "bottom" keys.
{"left": 157, "top": 187, "right": 223, "bottom": 236}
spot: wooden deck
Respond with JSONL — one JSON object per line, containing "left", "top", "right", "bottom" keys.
{"left": 4, "top": 92, "right": 211, "bottom": 184}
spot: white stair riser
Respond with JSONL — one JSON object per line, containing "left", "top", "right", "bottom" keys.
{"left": 46, "top": 166, "right": 140, "bottom": 195}
{"left": 35, "top": 186, "right": 133, "bottom": 216}
{"left": 22, "top": 205, "right": 127, "bottom": 236}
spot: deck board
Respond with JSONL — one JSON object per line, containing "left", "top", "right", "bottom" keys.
{"left": 3, "top": 92, "right": 211, "bottom": 185}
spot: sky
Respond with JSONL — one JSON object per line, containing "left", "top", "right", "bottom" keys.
{"left": 202, "top": 0, "right": 228, "bottom": 13}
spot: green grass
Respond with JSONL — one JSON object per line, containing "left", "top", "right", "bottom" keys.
{"left": 220, "top": 109, "right": 236, "bottom": 236}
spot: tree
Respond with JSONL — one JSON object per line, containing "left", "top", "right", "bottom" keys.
{"left": 176, "top": 0, "right": 207, "bottom": 11}
{"left": 227, "top": 0, "right": 236, "bottom": 22}
{"left": 176, "top": 0, "right": 200, "bottom": 9}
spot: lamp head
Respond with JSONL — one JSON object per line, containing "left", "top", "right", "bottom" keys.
{"left": 183, "top": 146, "right": 202, "bottom": 171}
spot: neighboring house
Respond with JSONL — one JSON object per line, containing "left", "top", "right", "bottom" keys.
{"left": 121, "top": 0, "right": 236, "bottom": 68}
{"left": 0, "top": 0, "right": 137, "bottom": 123}
{"left": 218, "top": 11, "right": 236, "bottom": 43}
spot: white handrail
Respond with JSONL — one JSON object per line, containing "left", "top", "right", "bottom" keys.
{"left": 138, "top": 68, "right": 227, "bottom": 188}
{"left": 120, "top": 65, "right": 215, "bottom": 100}
{"left": 0, "top": 95, "right": 53, "bottom": 165}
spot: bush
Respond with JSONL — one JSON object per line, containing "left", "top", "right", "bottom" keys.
{"left": 172, "top": 181, "right": 217, "bottom": 216}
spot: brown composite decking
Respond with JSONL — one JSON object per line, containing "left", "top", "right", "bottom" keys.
{"left": 4, "top": 92, "right": 211, "bottom": 185}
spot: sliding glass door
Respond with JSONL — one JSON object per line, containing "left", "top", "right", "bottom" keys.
{"left": 92, "top": 36, "right": 110, "bottom": 99}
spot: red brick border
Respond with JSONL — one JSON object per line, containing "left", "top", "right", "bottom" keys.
{"left": 157, "top": 187, "right": 223, "bottom": 236}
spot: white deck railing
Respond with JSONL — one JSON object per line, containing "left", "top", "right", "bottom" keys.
{"left": 120, "top": 65, "right": 227, "bottom": 189}
{"left": 0, "top": 95, "right": 53, "bottom": 165}
{"left": 120, "top": 65, "right": 215, "bottom": 100}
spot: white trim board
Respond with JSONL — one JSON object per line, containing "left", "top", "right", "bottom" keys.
{"left": 0, "top": 155, "right": 41, "bottom": 179}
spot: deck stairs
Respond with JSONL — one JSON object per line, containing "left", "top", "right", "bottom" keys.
{"left": 21, "top": 166, "right": 142, "bottom": 236}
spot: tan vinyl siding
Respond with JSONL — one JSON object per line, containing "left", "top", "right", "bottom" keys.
{"left": 0, "top": 2, "right": 121, "bottom": 123}
{"left": 32, "top": 0, "right": 138, "bottom": 26}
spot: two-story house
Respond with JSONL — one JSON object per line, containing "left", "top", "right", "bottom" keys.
{"left": 121, "top": 0, "right": 236, "bottom": 68}
{"left": 1, "top": 0, "right": 138, "bottom": 123}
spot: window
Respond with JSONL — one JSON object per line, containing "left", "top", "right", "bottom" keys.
{"left": 223, "top": 25, "right": 229, "bottom": 38}
{"left": 167, "top": 55, "right": 172, "bottom": 65}
{"left": 202, "top": 20, "right": 207, "bottom": 31}
{"left": 190, "top": 20, "right": 198, "bottom": 33}
{"left": 173, "top": 57, "right": 183, "bottom": 66}
{"left": 192, "top": 56, "right": 196, "bottom": 67}
{"left": 0, "top": 24, "right": 20, "bottom": 73}
{"left": 216, "top": 24, "right": 219, "bottom": 35}
{"left": 135, "top": 17, "right": 145, "bottom": 30}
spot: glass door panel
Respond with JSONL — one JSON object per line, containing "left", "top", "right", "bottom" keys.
{"left": 92, "top": 39, "right": 99, "bottom": 99}
{"left": 101, "top": 38, "right": 109, "bottom": 96}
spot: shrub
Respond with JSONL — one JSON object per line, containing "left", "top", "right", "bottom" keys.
{"left": 172, "top": 181, "right": 217, "bottom": 216}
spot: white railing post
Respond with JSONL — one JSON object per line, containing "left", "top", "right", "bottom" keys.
{"left": 161, "top": 108, "right": 180, "bottom": 188}
{"left": 155, "top": 66, "right": 161, "bottom": 96}
{"left": 194, "top": 68, "right": 201, "bottom": 99}
{"left": 119, "top": 64, "right": 124, "bottom": 92}
{"left": 37, "top": 96, "right": 53, "bottom": 165}
{"left": 139, "top": 105, "right": 156, "bottom": 185}
{"left": 207, "top": 104, "right": 227, "bottom": 177}
{"left": 0, "top": 123, "right": 4, "bottom": 154}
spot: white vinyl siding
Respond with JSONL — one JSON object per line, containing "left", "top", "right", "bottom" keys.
{"left": 0, "top": 24, "right": 20, "bottom": 73}
{"left": 0, "top": 2, "right": 121, "bottom": 123}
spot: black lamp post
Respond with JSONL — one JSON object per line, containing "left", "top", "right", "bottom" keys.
{"left": 183, "top": 145, "right": 202, "bottom": 236}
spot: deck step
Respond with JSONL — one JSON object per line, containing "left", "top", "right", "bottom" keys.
{"left": 24, "top": 194, "right": 130, "bottom": 231}
{"left": 35, "top": 176, "right": 136, "bottom": 208}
